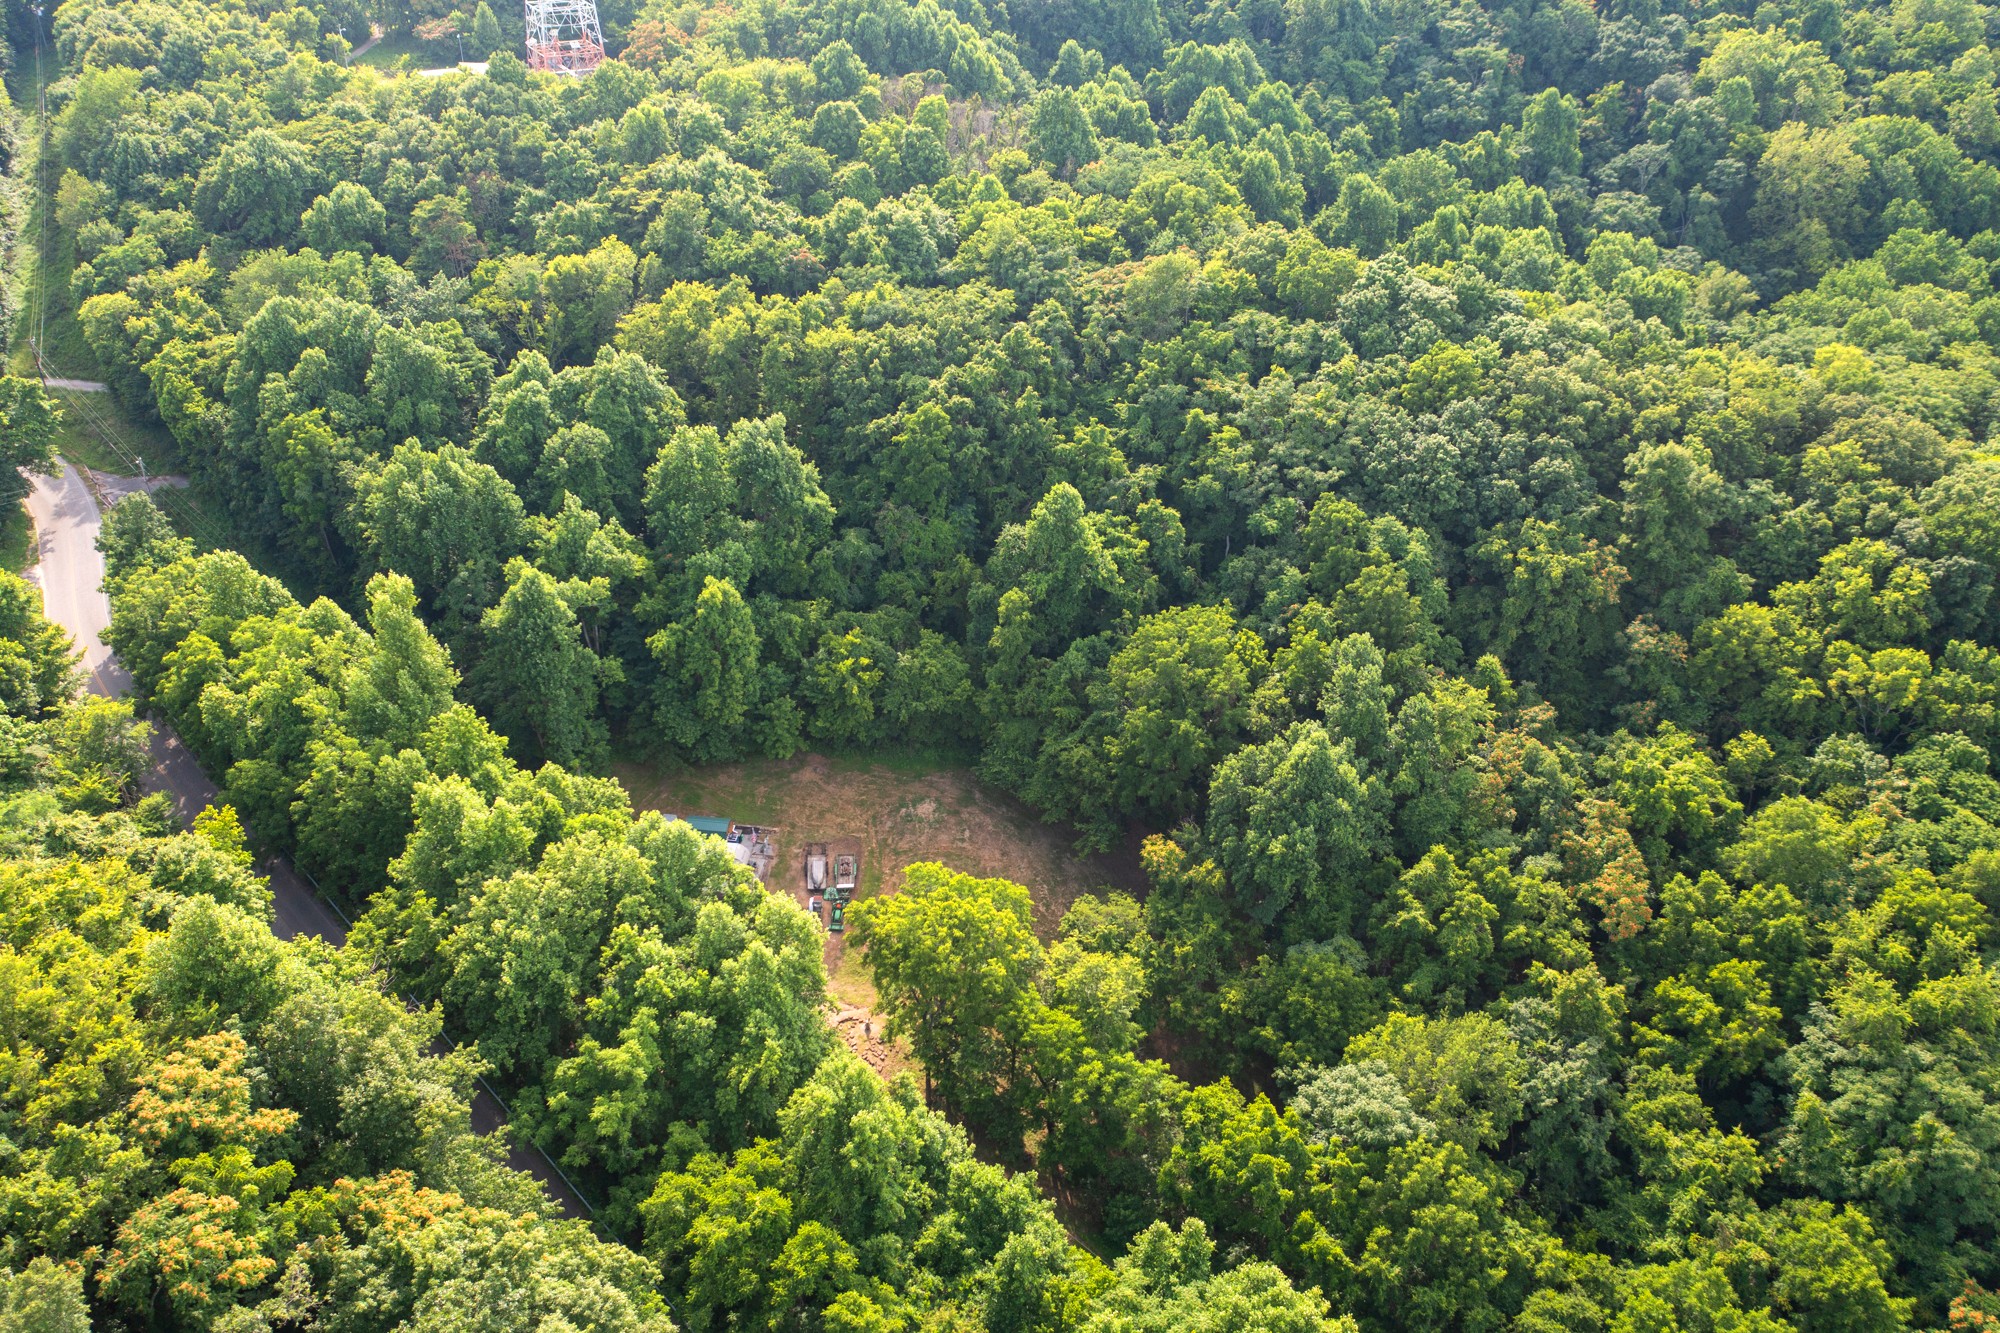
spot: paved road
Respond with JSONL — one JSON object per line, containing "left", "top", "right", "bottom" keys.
{"left": 22, "top": 464, "right": 591, "bottom": 1221}
{"left": 25, "top": 464, "right": 121, "bottom": 692}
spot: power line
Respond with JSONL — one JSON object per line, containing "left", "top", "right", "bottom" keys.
{"left": 28, "top": 8, "right": 48, "bottom": 383}
{"left": 56, "top": 386, "right": 233, "bottom": 551}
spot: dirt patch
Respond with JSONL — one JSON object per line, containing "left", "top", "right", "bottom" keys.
{"left": 616, "top": 752, "right": 1147, "bottom": 1055}
{"left": 615, "top": 753, "right": 1145, "bottom": 937}
{"left": 830, "top": 1002, "right": 913, "bottom": 1080}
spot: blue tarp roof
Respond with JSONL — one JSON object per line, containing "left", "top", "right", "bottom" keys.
{"left": 664, "top": 814, "right": 733, "bottom": 835}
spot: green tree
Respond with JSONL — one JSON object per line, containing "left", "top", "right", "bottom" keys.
{"left": 352, "top": 442, "right": 527, "bottom": 637}
{"left": 649, "top": 575, "right": 760, "bottom": 761}
{"left": 1095, "top": 604, "right": 1260, "bottom": 829}
{"left": 0, "top": 1257, "right": 90, "bottom": 1333}
{"left": 342, "top": 573, "right": 460, "bottom": 750}
{"left": 1206, "top": 720, "right": 1390, "bottom": 927}
{"left": 1752, "top": 122, "right": 1868, "bottom": 279}
{"left": 0, "top": 379, "right": 60, "bottom": 507}
{"left": 300, "top": 181, "right": 388, "bottom": 255}
{"left": 1370, "top": 846, "right": 1503, "bottom": 1008}
{"left": 809, "top": 40, "right": 866, "bottom": 100}
{"left": 96, "top": 492, "right": 192, "bottom": 587}
{"left": 1344, "top": 1011, "right": 1527, "bottom": 1153}
{"left": 804, "top": 627, "right": 885, "bottom": 745}
{"left": 0, "top": 571, "right": 78, "bottom": 719}
{"left": 1461, "top": 518, "right": 1628, "bottom": 710}
{"left": 1521, "top": 88, "right": 1582, "bottom": 177}
{"left": 410, "top": 194, "right": 484, "bottom": 279}
{"left": 542, "top": 240, "right": 639, "bottom": 368}
{"left": 1619, "top": 441, "right": 1729, "bottom": 624}
{"left": 1777, "top": 963, "right": 2000, "bottom": 1306}
{"left": 1721, "top": 794, "right": 1881, "bottom": 917}
{"left": 471, "top": 0, "right": 503, "bottom": 56}
{"left": 850, "top": 863, "right": 1043, "bottom": 1118}
{"left": 811, "top": 101, "right": 867, "bottom": 159}
{"left": 193, "top": 129, "right": 319, "bottom": 247}
{"left": 1275, "top": 232, "right": 1363, "bottom": 320}
{"left": 473, "top": 560, "right": 607, "bottom": 766}
{"left": 1028, "top": 88, "right": 1102, "bottom": 177}
{"left": 45, "top": 696, "right": 150, "bottom": 810}
{"left": 1084, "top": 1220, "right": 1358, "bottom": 1333}
{"left": 1330, "top": 174, "right": 1399, "bottom": 256}
{"left": 1596, "top": 724, "right": 1742, "bottom": 875}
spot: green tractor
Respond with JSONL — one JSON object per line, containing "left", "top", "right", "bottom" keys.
{"left": 829, "top": 901, "right": 845, "bottom": 933}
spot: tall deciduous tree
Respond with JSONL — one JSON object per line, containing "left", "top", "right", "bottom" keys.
{"left": 0, "top": 378, "right": 59, "bottom": 507}
{"left": 473, "top": 559, "right": 607, "bottom": 766}
{"left": 1206, "top": 720, "right": 1390, "bottom": 927}
{"left": 850, "top": 863, "right": 1043, "bottom": 1115}
{"left": 649, "top": 574, "right": 760, "bottom": 760}
{"left": 342, "top": 573, "right": 459, "bottom": 751}
{"left": 352, "top": 443, "right": 527, "bottom": 637}
{"left": 192, "top": 129, "right": 319, "bottom": 247}
{"left": 300, "top": 182, "right": 388, "bottom": 256}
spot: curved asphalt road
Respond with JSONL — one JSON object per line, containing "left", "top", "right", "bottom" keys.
{"left": 23, "top": 463, "right": 591, "bottom": 1222}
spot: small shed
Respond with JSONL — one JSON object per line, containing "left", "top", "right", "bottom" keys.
{"left": 663, "top": 813, "right": 733, "bottom": 836}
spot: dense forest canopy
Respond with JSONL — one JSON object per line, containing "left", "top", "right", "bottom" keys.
{"left": 9, "top": 0, "right": 2000, "bottom": 1325}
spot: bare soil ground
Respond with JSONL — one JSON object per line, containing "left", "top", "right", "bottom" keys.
{"left": 614, "top": 752, "right": 1147, "bottom": 1074}
{"left": 616, "top": 751, "right": 1144, "bottom": 929}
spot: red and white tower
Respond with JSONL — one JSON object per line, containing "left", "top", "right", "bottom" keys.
{"left": 524, "top": 0, "right": 604, "bottom": 75}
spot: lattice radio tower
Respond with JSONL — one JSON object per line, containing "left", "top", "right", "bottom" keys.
{"left": 524, "top": 0, "right": 604, "bottom": 75}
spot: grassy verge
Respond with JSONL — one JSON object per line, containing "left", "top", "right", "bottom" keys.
{"left": 0, "top": 500, "right": 33, "bottom": 573}
{"left": 52, "top": 391, "right": 234, "bottom": 556}
{"left": 165, "top": 479, "right": 238, "bottom": 555}
{"left": 3, "top": 40, "right": 232, "bottom": 563}
{"left": 354, "top": 31, "right": 427, "bottom": 69}
{"left": 7, "top": 36, "right": 103, "bottom": 383}
{"left": 2, "top": 34, "right": 58, "bottom": 109}
{"left": 47, "top": 388, "right": 181, "bottom": 475}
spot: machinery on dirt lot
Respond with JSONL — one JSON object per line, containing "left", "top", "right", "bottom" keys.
{"left": 834, "top": 853, "right": 857, "bottom": 899}
{"left": 829, "top": 901, "right": 845, "bottom": 932}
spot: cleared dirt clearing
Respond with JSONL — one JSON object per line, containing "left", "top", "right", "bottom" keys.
{"left": 615, "top": 751, "right": 1144, "bottom": 934}
{"left": 617, "top": 752, "right": 1147, "bottom": 1079}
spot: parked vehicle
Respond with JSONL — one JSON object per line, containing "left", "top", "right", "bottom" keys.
{"left": 806, "top": 845, "right": 828, "bottom": 892}
{"left": 829, "top": 902, "right": 845, "bottom": 932}
{"left": 834, "top": 853, "right": 857, "bottom": 897}
{"left": 808, "top": 894, "right": 823, "bottom": 919}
